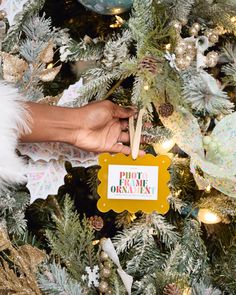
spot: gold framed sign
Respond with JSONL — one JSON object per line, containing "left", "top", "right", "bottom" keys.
{"left": 97, "top": 153, "right": 171, "bottom": 214}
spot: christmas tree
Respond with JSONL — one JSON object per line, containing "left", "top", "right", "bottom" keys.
{"left": 0, "top": 0, "right": 236, "bottom": 294}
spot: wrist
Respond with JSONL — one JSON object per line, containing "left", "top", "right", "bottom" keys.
{"left": 20, "top": 102, "right": 81, "bottom": 146}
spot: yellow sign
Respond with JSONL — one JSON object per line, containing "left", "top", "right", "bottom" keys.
{"left": 97, "top": 153, "right": 171, "bottom": 214}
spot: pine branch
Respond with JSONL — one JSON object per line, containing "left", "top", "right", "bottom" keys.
{"left": 38, "top": 262, "right": 82, "bottom": 295}
{"left": 164, "top": 219, "right": 208, "bottom": 284}
{"left": 46, "top": 196, "right": 97, "bottom": 282}
{"left": 2, "top": 0, "right": 46, "bottom": 52}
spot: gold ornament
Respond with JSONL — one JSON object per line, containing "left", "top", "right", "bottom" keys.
{"left": 175, "top": 57, "right": 191, "bottom": 70}
{"left": 189, "top": 27, "right": 198, "bottom": 36}
{"left": 204, "top": 29, "right": 219, "bottom": 44}
{"left": 100, "top": 251, "right": 109, "bottom": 261}
{"left": 206, "top": 51, "right": 219, "bottom": 68}
{"left": 99, "top": 280, "right": 109, "bottom": 293}
{"left": 175, "top": 41, "right": 187, "bottom": 56}
{"left": 39, "top": 64, "right": 62, "bottom": 82}
{"left": 171, "top": 20, "right": 182, "bottom": 31}
{"left": 103, "top": 261, "right": 113, "bottom": 268}
{"left": 1, "top": 52, "right": 28, "bottom": 83}
{"left": 192, "top": 22, "right": 201, "bottom": 31}
{"left": 39, "top": 41, "right": 54, "bottom": 63}
{"left": 100, "top": 267, "right": 112, "bottom": 278}
{"left": 105, "top": 288, "right": 113, "bottom": 295}
{"left": 0, "top": 10, "right": 6, "bottom": 20}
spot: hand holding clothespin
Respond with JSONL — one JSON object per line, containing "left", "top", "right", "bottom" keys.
{"left": 129, "top": 108, "right": 145, "bottom": 160}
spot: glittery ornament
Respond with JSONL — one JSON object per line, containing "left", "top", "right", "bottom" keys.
{"left": 39, "top": 65, "right": 62, "bottom": 82}
{"left": 138, "top": 56, "right": 159, "bottom": 75}
{"left": 0, "top": 10, "right": 6, "bottom": 20}
{"left": 2, "top": 52, "right": 28, "bottom": 83}
{"left": 175, "top": 41, "right": 187, "bottom": 55}
{"left": 192, "top": 22, "right": 201, "bottom": 31}
{"left": 100, "top": 251, "right": 109, "bottom": 261}
{"left": 99, "top": 280, "right": 109, "bottom": 293}
{"left": 103, "top": 261, "right": 113, "bottom": 268}
{"left": 163, "top": 283, "right": 181, "bottom": 295}
{"left": 204, "top": 29, "right": 219, "bottom": 44}
{"left": 189, "top": 27, "right": 198, "bottom": 36}
{"left": 175, "top": 57, "right": 191, "bottom": 70}
{"left": 206, "top": 51, "right": 219, "bottom": 68}
{"left": 208, "top": 33, "right": 219, "bottom": 44}
{"left": 105, "top": 288, "right": 113, "bottom": 295}
{"left": 39, "top": 41, "right": 54, "bottom": 64}
{"left": 171, "top": 20, "right": 182, "bottom": 31}
{"left": 158, "top": 102, "right": 174, "bottom": 117}
{"left": 89, "top": 215, "right": 104, "bottom": 231}
{"left": 100, "top": 267, "right": 112, "bottom": 278}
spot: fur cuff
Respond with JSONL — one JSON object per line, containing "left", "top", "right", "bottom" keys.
{"left": 0, "top": 81, "right": 30, "bottom": 193}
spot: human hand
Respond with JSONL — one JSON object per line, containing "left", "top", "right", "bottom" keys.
{"left": 71, "top": 100, "right": 145, "bottom": 155}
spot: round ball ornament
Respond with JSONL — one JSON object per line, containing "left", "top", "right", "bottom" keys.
{"left": 77, "top": 0, "right": 133, "bottom": 15}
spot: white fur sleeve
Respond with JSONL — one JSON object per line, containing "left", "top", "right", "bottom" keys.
{"left": 0, "top": 81, "right": 30, "bottom": 193}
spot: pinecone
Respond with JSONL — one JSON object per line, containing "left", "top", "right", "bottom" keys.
{"left": 163, "top": 283, "right": 181, "bottom": 295}
{"left": 89, "top": 215, "right": 104, "bottom": 231}
{"left": 138, "top": 56, "right": 159, "bottom": 74}
{"left": 158, "top": 102, "right": 174, "bottom": 117}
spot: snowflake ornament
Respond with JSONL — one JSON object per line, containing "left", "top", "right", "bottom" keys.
{"left": 84, "top": 265, "right": 100, "bottom": 287}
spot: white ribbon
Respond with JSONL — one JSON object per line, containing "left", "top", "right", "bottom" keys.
{"left": 100, "top": 238, "right": 133, "bottom": 295}
{"left": 195, "top": 36, "right": 210, "bottom": 70}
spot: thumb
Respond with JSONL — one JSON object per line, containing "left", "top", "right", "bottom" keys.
{"left": 113, "top": 105, "right": 137, "bottom": 119}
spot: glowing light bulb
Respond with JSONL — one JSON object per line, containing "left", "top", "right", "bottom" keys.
{"left": 205, "top": 184, "right": 211, "bottom": 192}
{"left": 153, "top": 138, "right": 175, "bottom": 154}
{"left": 231, "top": 16, "right": 236, "bottom": 23}
{"left": 161, "top": 139, "right": 174, "bottom": 150}
{"left": 198, "top": 208, "right": 221, "bottom": 224}
{"left": 47, "top": 63, "right": 53, "bottom": 69}
{"left": 183, "top": 288, "right": 191, "bottom": 295}
{"left": 110, "top": 15, "right": 124, "bottom": 28}
{"left": 165, "top": 43, "right": 171, "bottom": 50}
{"left": 143, "top": 84, "right": 149, "bottom": 90}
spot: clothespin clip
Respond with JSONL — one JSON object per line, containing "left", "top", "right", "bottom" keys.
{"left": 129, "top": 108, "right": 145, "bottom": 160}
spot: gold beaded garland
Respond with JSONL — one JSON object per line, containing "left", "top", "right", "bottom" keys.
{"left": 100, "top": 267, "right": 112, "bottom": 278}
{"left": 100, "top": 251, "right": 109, "bottom": 261}
{"left": 99, "top": 281, "right": 109, "bottom": 293}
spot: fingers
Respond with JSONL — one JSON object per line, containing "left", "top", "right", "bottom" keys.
{"left": 110, "top": 143, "right": 146, "bottom": 156}
{"left": 120, "top": 119, "right": 129, "bottom": 131}
{"left": 113, "top": 104, "right": 137, "bottom": 119}
{"left": 118, "top": 132, "right": 130, "bottom": 143}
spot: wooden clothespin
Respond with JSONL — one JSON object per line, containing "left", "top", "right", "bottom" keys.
{"left": 129, "top": 108, "right": 145, "bottom": 160}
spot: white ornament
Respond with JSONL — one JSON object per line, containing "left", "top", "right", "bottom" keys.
{"left": 25, "top": 159, "right": 67, "bottom": 202}
{"left": 57, "top": 78, "right": 84, "bottom": 107}
{"left": 84, "top": 265, "right": 100, "bottom": 287}
{"left": 18, "top": 142, "right": 98, "bottom": 201}
{"left": 0, "top": 0, "right": 28, "bottom": 26}
{"left": 100, "top": 238, "right": 133, "bottom": 295}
